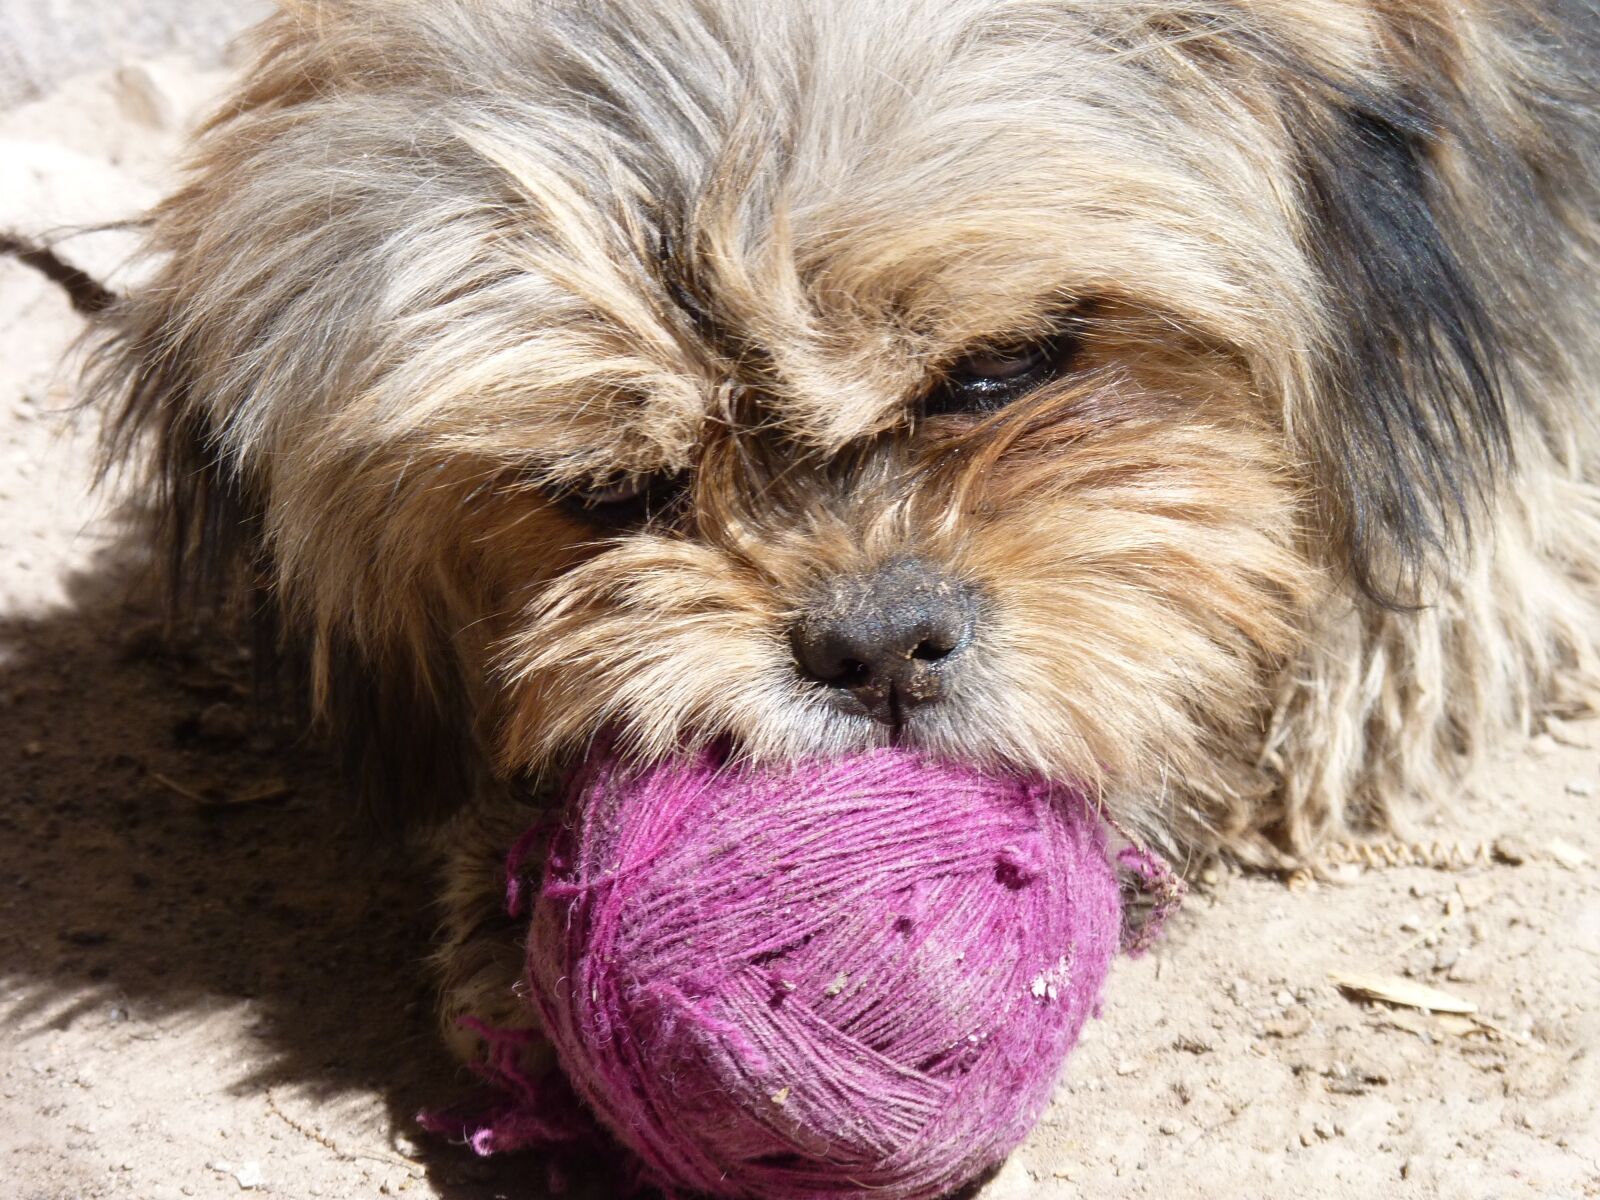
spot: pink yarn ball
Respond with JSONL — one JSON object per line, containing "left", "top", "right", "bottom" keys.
{"left": 524, "top": 747, "right": 1121, "bottom": 1200}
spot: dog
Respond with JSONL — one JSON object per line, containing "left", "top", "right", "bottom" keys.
{"left": 73, "top": 0, "right": 1600, "bottom": 1068}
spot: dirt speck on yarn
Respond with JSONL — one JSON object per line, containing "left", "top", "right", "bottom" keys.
{"left": 823, "top": 971, "right": 849, "bottom": 997}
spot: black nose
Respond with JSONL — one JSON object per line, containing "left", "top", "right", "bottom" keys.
{"left": 790, "top": 558, "right": 980, "bottom": 726}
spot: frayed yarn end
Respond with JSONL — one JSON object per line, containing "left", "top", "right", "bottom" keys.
{"left": 1114, "top": 842, "right": 1186, "bottom": 957}
{"left": 417, "top": 1016, "right": 595, "bottom": 1178}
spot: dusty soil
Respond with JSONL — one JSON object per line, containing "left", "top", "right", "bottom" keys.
{"left": 2, "top": 57, "right": 1598, "bottom": 1200}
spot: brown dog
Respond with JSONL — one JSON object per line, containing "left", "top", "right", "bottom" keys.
{"left": 79, "top": 0, "right": 1600, "bottom": 1061}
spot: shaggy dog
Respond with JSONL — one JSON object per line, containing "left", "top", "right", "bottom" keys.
{"left": 63, "top": 0, "right": 1600, "bottom": 1066}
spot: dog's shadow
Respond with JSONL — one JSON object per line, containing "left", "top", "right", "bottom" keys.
{"left": 0, "top": 526, "right": 561, "bottom": 1199}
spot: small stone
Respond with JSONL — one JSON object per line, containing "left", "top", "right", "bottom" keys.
{"left": 232, "top": 1162, "right": 263, "bottom": 1190}
{"left": 1492, "top": 835, "right": 1532, "bottom": 866}
{"left": 197, "top": 703, "right": 250, "bottom": 745}
{"left": 980, "top": 1156, "right": 1035, "bottom": 1200}
{"left": 1158, "top": 1118, "right": 1182, "bottom": 1135}
{"left": 22, "top": 741, "right": 43, "bottom": 758}
{"left": 207, "top": 1161, "right": 262, "bottom": 1191}
{"left": 1274, "top": 989, "right": 1295, "bottom": 1008}
{"left": 1548, "top": 839, "right": 1592, "bottom": 870}
{"left": 1563, "top": 778, "right": 1595, "bottom": 797}
{"left": 114, "top": 63, "right": 179, "bottom": 129}
{"left": 1264, "top": 1007, "right": 1313, "bottom": 1039}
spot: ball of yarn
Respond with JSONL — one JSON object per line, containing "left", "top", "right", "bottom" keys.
{"left": 523, "top": 747, "right": 1122, "bottom": 1200}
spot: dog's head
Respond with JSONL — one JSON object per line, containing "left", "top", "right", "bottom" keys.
{"left": 100, "top": 0, "right": 1554, "bottom": 849}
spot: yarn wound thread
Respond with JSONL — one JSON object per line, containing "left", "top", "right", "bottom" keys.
{"left": 466, "top": 746, "right": 1127, "bottom": 1200}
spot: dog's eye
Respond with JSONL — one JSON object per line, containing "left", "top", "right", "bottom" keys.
{"left": 577, "top": 475, "right": 652, "bottom": 505}
{"left": 925, "top": 326, "right": 1082, "bottom": 416}
{"left": 560, "top": 470, "right": 687, "bottom": 527}
{"left": 959, "top": 345, "right": 1052, "bottom": 382}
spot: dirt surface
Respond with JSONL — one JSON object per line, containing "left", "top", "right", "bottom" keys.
{"left": 2, "top": 57, "right": 1598, "bottom": 1200}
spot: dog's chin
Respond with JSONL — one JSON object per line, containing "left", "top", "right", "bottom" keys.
{"left": 547, "top": 711, "right": 1085, "bottom": 800}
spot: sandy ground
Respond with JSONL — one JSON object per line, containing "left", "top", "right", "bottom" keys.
{"left": 2, "top": 56, "right": 1598, "bottom": 1200}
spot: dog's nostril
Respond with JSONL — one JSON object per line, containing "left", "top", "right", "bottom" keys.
{"left": 911, "top": 638, "right": 954, "bottom": 663}
{"left": 835, "top": 658, "right": 871, "bottom": 686}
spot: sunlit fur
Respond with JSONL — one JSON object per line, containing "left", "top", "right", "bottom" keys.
{"left": 90, "top": 0, "right": 1600, "bottom": 1062}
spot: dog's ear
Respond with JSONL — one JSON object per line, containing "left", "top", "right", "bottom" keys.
{"left": 1264, "top": 0, "right": 1600, "bottom": 604}
{"left": 1290, "top": 79, "right": 1513, "bottom": 604}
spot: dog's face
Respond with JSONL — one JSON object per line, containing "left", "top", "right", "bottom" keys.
{"left": 105, "top": 0, "right": 1534, "bottom": 847}
{"left": 432, "top": 3, "right": 1322, "bottom": 830}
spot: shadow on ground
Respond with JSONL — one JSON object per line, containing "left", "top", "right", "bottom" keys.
{"left": 0, "top": 526, "right": 570, "bottom": 1198}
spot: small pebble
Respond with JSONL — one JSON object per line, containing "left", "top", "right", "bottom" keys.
{"left": 1491, "top": 835, "right": 1532, "bottom": 866}
{"left": 1563, "top": 778, "right": 1595, "bottom": 797}
{"left": 1548, "top": 839, "right": 1592, "bottom": 870}
{"left": 114, "top": 62, "right": 179, "bottom": 129}
{"left": 1158, "top": 1118, "right": 1182, "bottom": 1135}
{"left": 1264, "top": 1007, "right": 1313, "bottom": 1039}
{"left": 197, "top": 702, "right": 250, "bottom": 745}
